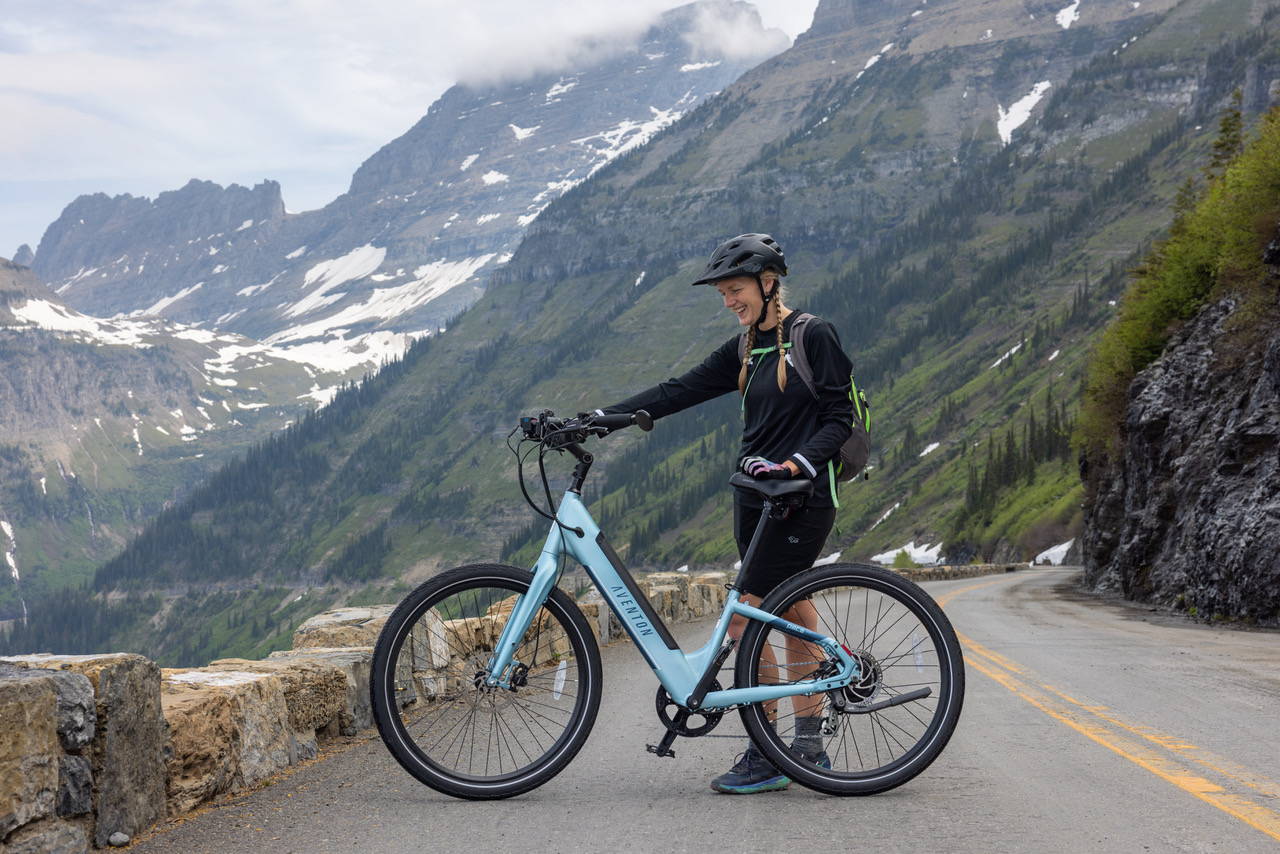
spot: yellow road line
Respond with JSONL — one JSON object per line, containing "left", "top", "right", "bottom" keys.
{"left": 1035, "top": 681, "right": 1280, "bottom": 801}
{"left": 940, "top": 577, "right": 1280, "bottom": 844}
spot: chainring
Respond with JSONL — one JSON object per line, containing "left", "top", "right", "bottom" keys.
{"left": 655, "top": 684, "right": 725, "bottom": 737}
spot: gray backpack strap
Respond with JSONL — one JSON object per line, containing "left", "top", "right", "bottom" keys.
{"left": 787, "top": 313, "right": 819, "bottom": 399}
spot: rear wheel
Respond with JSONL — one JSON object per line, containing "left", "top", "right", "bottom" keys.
{"left": 370, "top": 564, "right": 602, "bottom": 799}
{"left": 736, "top": 563, "right": 965, "bottom": 795}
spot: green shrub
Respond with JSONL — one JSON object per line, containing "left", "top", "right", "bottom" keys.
{"left": 1080, "top": 105, "right": 1280, "bottom": 457}
{"left": 892, "top": 549, "right": 921, "bottom": 569}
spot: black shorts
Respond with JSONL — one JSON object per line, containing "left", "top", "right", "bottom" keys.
{"left": 733, "top": 500, "right": 836, "bottom": 598}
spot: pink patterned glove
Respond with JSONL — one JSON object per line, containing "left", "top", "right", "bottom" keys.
{"left": 741, "top": 456, "right": 790, "bottom": 479}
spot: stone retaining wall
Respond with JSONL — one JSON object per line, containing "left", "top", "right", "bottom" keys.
{"left": 0, "top": 563, "right": 1021, "bottom": 849}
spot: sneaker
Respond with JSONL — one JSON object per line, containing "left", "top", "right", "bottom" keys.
{"left": 709, "top": 745, "right": 790, "bottom": 794}
{"left": 789, "top": 742, "right": 832, "bottom": 769}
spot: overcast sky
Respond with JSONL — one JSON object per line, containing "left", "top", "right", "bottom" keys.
{"left": 0, "top": 1, "right": 818, "bottom": 258}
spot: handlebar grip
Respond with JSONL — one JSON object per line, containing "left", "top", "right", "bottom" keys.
{"left": 592, "top": 411, "right": 653, "bottom": 432}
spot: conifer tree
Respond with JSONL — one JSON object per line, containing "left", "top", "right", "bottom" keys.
{"left": 1205, "top": 88, "right": 1244, "bottom": 182}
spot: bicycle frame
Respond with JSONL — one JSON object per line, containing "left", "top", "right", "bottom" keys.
{"left": 485, "top": 489, "right": 860, "bottom": 710}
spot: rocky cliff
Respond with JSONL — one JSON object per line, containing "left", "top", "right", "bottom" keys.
{"left": 1082, "top": 288, "right": 1280, "bottom": 624}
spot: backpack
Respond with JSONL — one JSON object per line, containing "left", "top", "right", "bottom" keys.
{"left": 738, "top": 313, "right": 872, "bottom": 493}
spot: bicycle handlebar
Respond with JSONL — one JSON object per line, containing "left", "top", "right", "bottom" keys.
{"left": 518, "top": 409, "right": 652, "bottom": 444}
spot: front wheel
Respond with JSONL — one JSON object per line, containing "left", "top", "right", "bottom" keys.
{"left": 736, "top": 563, "right": 965, "bottom": 795}
{"left": 370, "top": 563, "right": 602, "bottom": 799}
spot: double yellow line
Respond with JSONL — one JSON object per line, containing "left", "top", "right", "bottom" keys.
{"left": 939, "top": 575, "right": 1280, "bottom": 844}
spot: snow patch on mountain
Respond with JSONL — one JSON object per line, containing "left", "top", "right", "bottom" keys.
{"left": 545, "top": 78, "right": 577, "bottom": 101}
{"left": 481, "top": 170, "right": 510, "bottom": 185}
{"left": 990, "top": 341, "right": 1023, "bottom": 369}
{"left": 680, "top": 60, "right": 721, "bottom": 72}
{"left": 572, "top": 105, "right": 685, "bottom": 177}
{"left": 1036, "top": 539, "right": 1074, "bottom": 565}
{"left": 509, "top": 123, "right": 540, "bottom": 140}
{"left": 872, "top": 541, "right": 943, "bottom": 565}
{"left": 1056, "top": 1, "right": 1081, "bottom": 28}
{"left": 7, "top": 299, "right": 157, "bottom": 347}
{"left": 288, "top": 244, "right": 387, "bottom": 318}
{"left": 140, "top": 282, "right": 204, "bottom": 316}
{"left": 460, "top": 154, "right": 479, "bottom": 171}
{"left": 871, "top": 502, "right": 901, "bottom": 530}
{"left": 268, "top": 254, "right": 493, "bottom": 370}
{"left": 997, "top": 81, "right": 1052, "bottom": 145}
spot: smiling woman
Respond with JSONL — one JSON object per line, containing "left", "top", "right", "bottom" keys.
{"left": 594, "top": 232, "right": 859, "bottom": 793}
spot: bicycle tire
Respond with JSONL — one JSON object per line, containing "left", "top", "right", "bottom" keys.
{"left": 370, "top": 563, "right": 602, "bottom": 799}
{"left": 735, "top": 563, "right": 965, "bottom": 795}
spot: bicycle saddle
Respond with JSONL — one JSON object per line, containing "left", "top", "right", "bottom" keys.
{"left": 728, "top": 472, "right": 814, "bottom": 500}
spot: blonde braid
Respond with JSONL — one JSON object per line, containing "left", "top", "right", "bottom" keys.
{"left": 737, "top": 323, "right": 758, "bottom": 394}
{"left": 774, "top": 314, "right": 787, "bottom": 392}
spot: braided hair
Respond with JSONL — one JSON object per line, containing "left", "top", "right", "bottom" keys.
{"left": 736, "top": 272, "right": 789, "bottom": 394}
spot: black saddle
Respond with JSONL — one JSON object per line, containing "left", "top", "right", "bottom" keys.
{"left": 729, "top": 471, "right": 814, "bottom": 501}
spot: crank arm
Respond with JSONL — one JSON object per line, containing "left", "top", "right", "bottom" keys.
{"left": 846, "top": 687, "right": 932, "bottom": 714}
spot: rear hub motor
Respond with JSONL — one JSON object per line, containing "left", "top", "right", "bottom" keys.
{"left": 831, "top": 650, "right": 883, "bottom": 710}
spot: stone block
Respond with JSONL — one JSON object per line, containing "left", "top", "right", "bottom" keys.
{"left": 0, "top": 668, "right": 59, "bottom": 838}
{"left": 266, "top": 648, "right": 374, "bottom": 734}
{"left": 643, "top": 572, "right": 691, "bottom": 600}
{"left": 160, "top": 669, "right": 296, "bottom": 815}
{"left": 291, "top": 605, "right": 394, "bottom": 650}
{"left": 1, "top": 817, "right": 89, "bottom": 854}
{"left": 204, "top": 657, "right": 347, "bottom": 743}
{"left": 0, "top": 654, "right": 165, "bottom": 848}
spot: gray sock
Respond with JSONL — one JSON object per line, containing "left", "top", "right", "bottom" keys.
{"left": 793, "top": 716, "right": 823, "bottom": 753}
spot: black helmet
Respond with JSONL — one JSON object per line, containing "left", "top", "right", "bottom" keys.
{"left": 691, "top": 233, "right": 788, "bottom": 286}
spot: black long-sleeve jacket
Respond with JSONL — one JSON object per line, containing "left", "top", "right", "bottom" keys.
{"left": 601, "top": 312, "right": 855, "bottom": 507}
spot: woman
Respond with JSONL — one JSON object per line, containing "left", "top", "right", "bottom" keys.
{"left": 596, "top": 233, "right": 855, "bottom": 793}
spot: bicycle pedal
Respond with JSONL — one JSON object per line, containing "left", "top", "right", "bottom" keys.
{"left": 646, "top": 743, "right": 676, "bottom": 758}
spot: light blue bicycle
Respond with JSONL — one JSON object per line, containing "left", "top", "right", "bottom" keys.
{"left": 370, "top": 411, "right": 965, "bottom": 799}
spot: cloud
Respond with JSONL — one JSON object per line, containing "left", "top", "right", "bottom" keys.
{"left": 0, "top": 0, "right": 817, "bottom": 253}
{"left": 684, "top": 2, "right": 791, "bottom": 63}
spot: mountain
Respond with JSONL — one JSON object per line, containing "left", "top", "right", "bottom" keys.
{"left": 29, "top": 0, "right": 780, "bottom": 376}
{"left": 7, "top": 0, "right": 1280, "bottom": 667}
{"left": 0, "top": 0, "right": 780, "bottom": 631}
{"left": 0, "top": 258, "right": 328, "bottom": 620}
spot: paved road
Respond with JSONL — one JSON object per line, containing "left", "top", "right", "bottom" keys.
{"left": 134, "top": 569, "right": 1280, "bottom": 853}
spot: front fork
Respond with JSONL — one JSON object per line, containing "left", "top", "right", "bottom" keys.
{"left": 483, "top": 529, "right": 565, "bottom": 688}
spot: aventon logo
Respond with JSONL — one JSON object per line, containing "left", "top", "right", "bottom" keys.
{"left": 609, "top": 585, "right": 656, "bottom": 637}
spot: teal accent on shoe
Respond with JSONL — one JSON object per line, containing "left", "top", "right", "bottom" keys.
{"left": 710, "top": 745, "right": 791, "bottom": 794}
{"left": 711, "top": 773, "right": 791, "bottom": 794}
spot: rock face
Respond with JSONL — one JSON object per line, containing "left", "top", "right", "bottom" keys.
{"left": 1082, "top": 296, "right": 1280, "bottom": 624}
{"left": 10, "top": 244, "right": 34, "bottom": 267}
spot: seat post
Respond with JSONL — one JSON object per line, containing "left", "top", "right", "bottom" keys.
{"left": 731, "top": 498, "right": 775, "bottom": 592}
